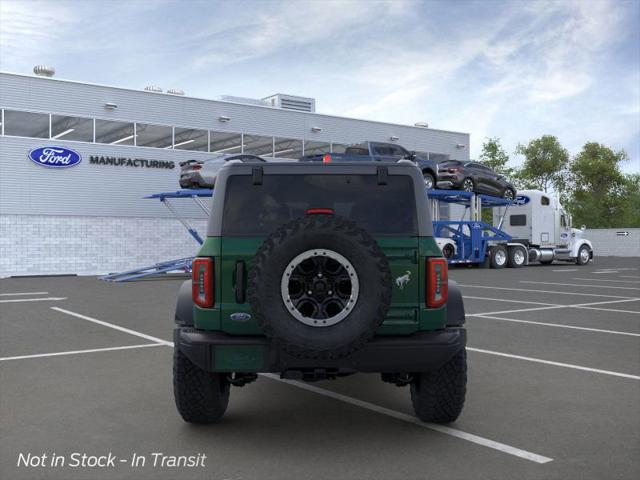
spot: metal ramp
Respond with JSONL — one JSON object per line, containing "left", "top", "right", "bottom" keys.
{"left": 427, "top": 189, "right": 513, "bottom": 265}
{"left": 100, "top": 189, "right": 213, "bottom": 282}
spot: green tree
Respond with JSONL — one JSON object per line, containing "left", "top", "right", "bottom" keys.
{"left": 479, "top": 137, "right": 514, "bottom": 177}
{"left": 567, "top": 142, "right": 630, "bottom": 228}
{"left": 515, "top": 135, "right": 569, "bottom": 193}
{"left": 619, "top": 174, "right": 640, "bottom": 227}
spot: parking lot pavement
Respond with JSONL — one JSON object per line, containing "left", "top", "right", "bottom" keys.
{"left": 1, "top": 257, "right": 639, "bottom": 479}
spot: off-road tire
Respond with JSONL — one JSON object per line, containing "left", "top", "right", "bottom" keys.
{"left": 489, "top": 245, "right": 507, "bottom": 269}
{"left": 173, "top": 348, "right": 230, "bottom": 424}
{"left": 248, "top": 214, "right": 392, "bottom": 359}
{"left": 411, "top": 348, "right": 467, "bottom": 423}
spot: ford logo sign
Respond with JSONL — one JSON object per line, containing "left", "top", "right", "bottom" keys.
{"left": 514, "top": 195, "right": 530, "bottom": 206}
{"left": 28, "top": 146, "right": 82, "bottom": 168}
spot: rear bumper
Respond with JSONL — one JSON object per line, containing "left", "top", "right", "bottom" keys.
{"left": 175, "top": 327, "right": 466, "bottom": 374}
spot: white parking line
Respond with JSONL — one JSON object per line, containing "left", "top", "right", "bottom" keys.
{"left": 51, "top": 307, "right": 173, "bottom": 346}
{"left": 552, "top": 269, "right": 578, "bottom": 272}
{"left": 574, "top": 306, "right": 640, "bottom": 315}
{"left": 262, "top": 373, "right": 553, "bottom": 464}
{"left": 572, "top": 278, "right": 640, "bottom": 284}
{"left": 521, "top": 281, "right": 640, "bottom": 291}
{"left": 0, "top": 297, "right": 67, "bottom": 303}
{"left": 464, "top": 296, "right": 558, "bottom": 306}
{"left": 459, "top": 284, "right": 637, "bottom": 299}
{"left": 473, "top": 314, "right": 640, "bottom": 337}
{"left": 0, "top": 292, "right": 49, "bottom": 296}
{"left": 0, "top": 343, "right": 163, "bottom": 362}
{"left": 467, "top": 348, "right": 640, "bottom": 380}
{"left": 467, "top": 298, "right": 640, "bottom": 317}
{"left": 621, "top": 276, "right": 640, "bottom": 279}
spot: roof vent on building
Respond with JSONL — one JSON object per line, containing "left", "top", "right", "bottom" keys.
{"left": 167, "top": 88, "right": 185, "bottom": 96}
{"left": 144, "top": 85, "right": 163, "bottom": 93}
{"left": 33, "top": 65, "right": 55, "bottom": 77}
{"left": 414, "top": 122, "right": 429, "bottom": 128}
{"left": 262, "top": 94, "right": 316, "bottom": 113}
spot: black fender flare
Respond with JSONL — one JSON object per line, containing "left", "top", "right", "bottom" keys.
{"left": 175, "top": 280, "right": 194, "bottom": 326}
{"left": 446, "top": 279, "right": 465, "bottom": 326}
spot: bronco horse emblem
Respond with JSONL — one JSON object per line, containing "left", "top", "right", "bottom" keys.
{"left": 395, "top": 271, "right": 411, "bottom": 290}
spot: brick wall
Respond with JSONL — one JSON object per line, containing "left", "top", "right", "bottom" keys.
{"left": 0, "top": 215, "right": 207, "bottom": 277}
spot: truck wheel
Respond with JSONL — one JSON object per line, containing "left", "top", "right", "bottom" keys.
{"left": 411, "top": 348, "right": 467, "bottom": 423}
{"left": 249, "top": 214, "right": 392, "bottom": 359}
{"left": 503, "top": 188, "right": 515, "bottom": 201}
{"left": 576, "top": 245, "right": 591, "bottom": 265}
{"left": 173, "top": 348, "right": 230, "bottom": 424}
{"left": 507, "top": 246, "right": 526, "bottom": 268}
{"left": 423, "top": 171, "right": 435, "bottom": 190}
{"left": 442, "top": 243, "right": 455, "bottom": 259}
{"left": 462, "top": 178, "right": 475, "bottom": 192}
{"left": 489, "top": 245, "right": 507, "bottom": 269}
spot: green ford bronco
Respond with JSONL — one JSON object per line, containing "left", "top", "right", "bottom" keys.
{"left": 174, "top": 161, "right": 467, "bottom": 424}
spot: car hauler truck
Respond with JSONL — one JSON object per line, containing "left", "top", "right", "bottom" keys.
{"left": 430, "top": 189, "right": 593, "bottom": 268}
{"left": 493, "top": 190, "right": 593, "bottom": 266}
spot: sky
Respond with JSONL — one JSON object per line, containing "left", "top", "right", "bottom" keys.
{"left": 1, "top": 0, "right": 639, "bottom": 172}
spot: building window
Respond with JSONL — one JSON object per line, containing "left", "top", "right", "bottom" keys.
{"left": 244, "top": 134, "right": 274, "bottom": 156}
{"left": 303, "top": 140, "right": 330, "bottom": 156}
{"left": 3, "top": 110, "right": 49, "bottom": 138}
{"left": 210, "top": 131, "right": 243, "bottom": 154}
{"left": 174, "top": 127, "right": 208, "bottom": 151}
{"left": 51, "top": 114, "right": 93, "bottom": 142}
{"left": 273, "top": 137, "right": 303, "bottom": 159}
{"left": 135, "top": 123, "right": 173, "bottom": 149}
{"left": 95, "top": 119, "right": 135, "bottom": 145}
{"left": 510, "top": 215, "right": 527, "bottom": 226}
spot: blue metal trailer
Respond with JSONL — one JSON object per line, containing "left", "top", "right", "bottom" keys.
{"left": 427, "top": 189, "right": 517, "bottom": 266}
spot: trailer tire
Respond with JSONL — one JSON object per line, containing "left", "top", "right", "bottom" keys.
{"left": 507, "top": 246, "right": 526, "bottom": 268}
{"left": 489, "top": 245, "right": 507, "bottom": 269}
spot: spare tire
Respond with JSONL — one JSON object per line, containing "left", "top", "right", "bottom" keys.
{"left": 248, "top": 214, "right": 391, "bottom": 359}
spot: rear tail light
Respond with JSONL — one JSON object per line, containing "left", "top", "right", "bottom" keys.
{"left": 323, "top": 153, "right": 332, "bottom": 163}
{"left": 192, "top": 257, "right": 214, "bottom": 308}
{"left": 448, "top": 167, "right": 459, "bottom": 173}
{"left": 305, "top": 208, "right": 334, "bottom": 215}
{"left": 426, "top": 258, "right": 448, "bottom": 308}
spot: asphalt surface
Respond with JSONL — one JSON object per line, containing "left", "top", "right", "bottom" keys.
{"left": 1, "top": 257, "right": 639, "bottom": 480}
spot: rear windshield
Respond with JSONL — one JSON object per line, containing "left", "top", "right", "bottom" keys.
{"left": 439, "top": 160, "right": 462, "bottom": 167}
{"left": 222, "top": 174, "right": 417, "bottom": 236}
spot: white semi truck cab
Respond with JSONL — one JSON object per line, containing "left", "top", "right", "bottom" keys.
{"left": 493, "top": 190, "right": 593, "bottom": 265}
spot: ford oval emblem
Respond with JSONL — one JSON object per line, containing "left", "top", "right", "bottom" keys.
{"left": 230, "top": 312, "right": 252, "bottom": 322}
{"left": 514, "top": 195, "right": 530, "bottom": 205}
{"left": 28, "top": 146, "right": 82, "bottom": 168}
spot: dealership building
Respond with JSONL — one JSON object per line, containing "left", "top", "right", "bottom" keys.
{"left": 0, "top": 69, "right": 470, "bottom": 278}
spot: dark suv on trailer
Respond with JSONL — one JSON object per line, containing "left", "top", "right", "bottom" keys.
{"left": 437, "top": 160, "right": 516, "bottom": 199}
{"left": 173, "top": 161, "right": 467, "bottom": 424}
